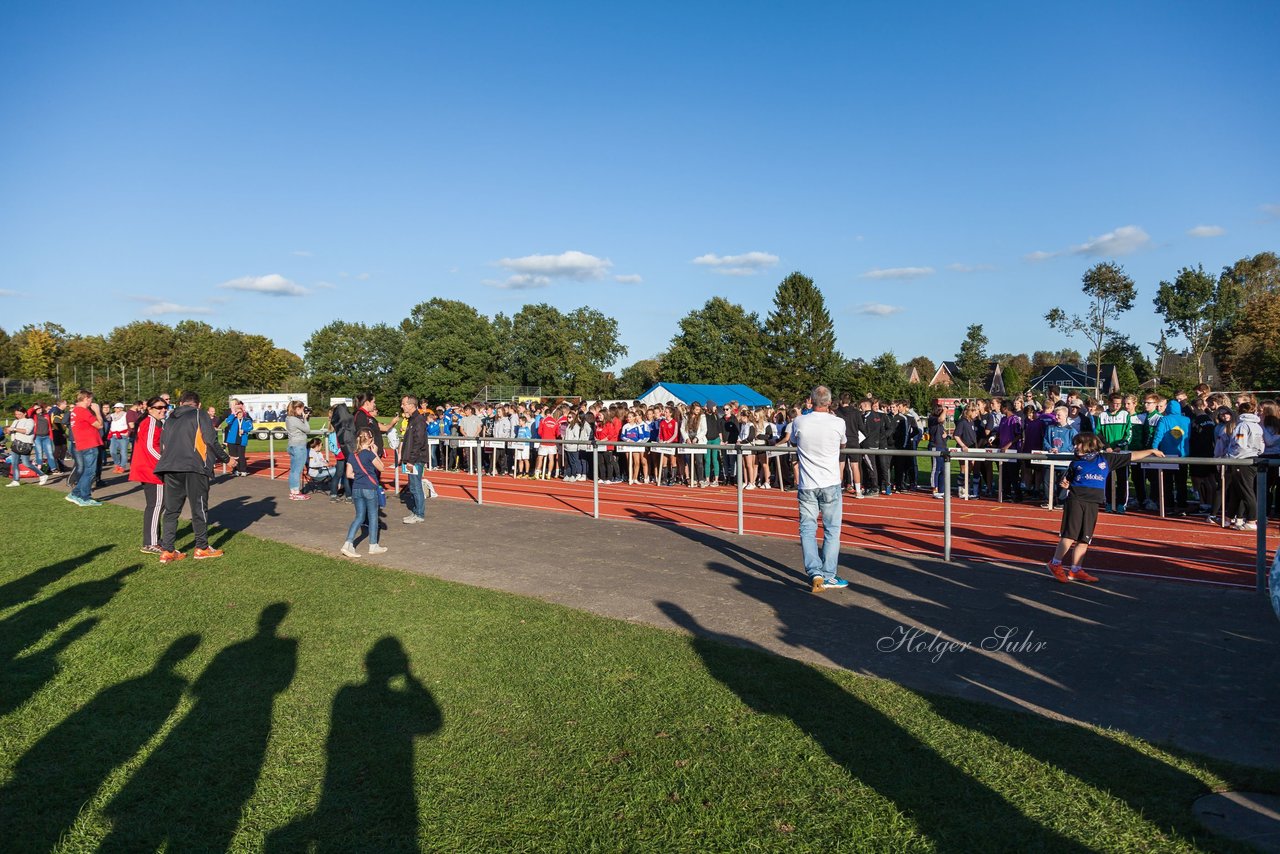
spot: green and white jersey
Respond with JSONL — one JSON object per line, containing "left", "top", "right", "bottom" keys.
{"left": 1096, "top": 409, "right": 1132, "bottom": 449}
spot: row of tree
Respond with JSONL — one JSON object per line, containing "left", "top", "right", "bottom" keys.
{"left": 2, "top": 251, "right": 1275, "bottom": 409}
{"left": 0, "top": 321, "right": 303, "bottom": 405}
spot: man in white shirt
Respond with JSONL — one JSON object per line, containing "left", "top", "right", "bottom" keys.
{"left": 790, "top": 385, "right": 849, "bottom": 592}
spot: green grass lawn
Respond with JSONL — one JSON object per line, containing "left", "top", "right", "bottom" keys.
{"left": 0, "top": 488, "right": 1273, "bottom": 852}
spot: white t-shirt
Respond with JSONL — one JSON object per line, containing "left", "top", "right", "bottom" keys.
{"left": 791, "top": 411, "right": 847, "bottom": 490}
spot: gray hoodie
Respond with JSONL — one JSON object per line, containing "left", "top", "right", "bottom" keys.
{"left": 1227, "top": 412, "right": 1264, "bottom": 459}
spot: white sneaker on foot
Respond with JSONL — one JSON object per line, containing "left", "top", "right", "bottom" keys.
{"left": 368, "top": 543, "right": 388, "bottom": 555}
{"left": 38, "top": 474, "right": 48, "bottom": 485}
{"left": 341, "top": 541, "right": 360, "bottom": 558}
{"left": 5, "top": 481, "right": 19, "bottom": 488}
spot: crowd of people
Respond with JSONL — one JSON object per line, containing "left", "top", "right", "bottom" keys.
{"left": 3, "top": 381, "right": 1277, "bottom": 567}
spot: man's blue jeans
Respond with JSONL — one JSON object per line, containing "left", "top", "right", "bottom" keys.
{"left": 72, "top": 447, "right": 98, "bottom": 500}
{"left": 798, "top": 484, "right": 843, "bottom": 581}
{"left": 32, "top": 436, "right": 53, "bottom": 469}
{"left": 406, "top": 462, "right": 425, "bottom": 518}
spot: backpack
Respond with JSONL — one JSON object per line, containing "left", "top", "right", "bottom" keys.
{"left": 326, "top": 431, "right": 339, "bottom": 454}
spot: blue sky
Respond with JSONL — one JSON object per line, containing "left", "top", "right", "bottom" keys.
{"left": 2, "top": 1, "right": 1277, "bottom": 371}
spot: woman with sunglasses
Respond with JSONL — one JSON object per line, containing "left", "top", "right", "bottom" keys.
{"left": 130, "top": 397, "right": 168, "bottom": 554}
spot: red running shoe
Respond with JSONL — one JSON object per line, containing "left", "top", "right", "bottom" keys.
{"left": 1068, "top": 568, "right": 1099, "bottom": 584}
{"left": 159, "top": 551, "right": 186, "bottom": 564}
{"left": 1048, "top": 561, "right": 1070, "bottom": 583}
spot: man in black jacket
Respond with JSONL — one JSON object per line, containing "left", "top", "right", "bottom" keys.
{"left": 836, "top": 393, "right": 864, "bottom": 497}
{"left": 155, "top": 391, "right": 229, "bottom": 563}
{"left": 398, "top": 395, "right": 429, "bottom": 524}
{"left": 328, "top": 402, "right": 355, "bottom": 501}
{"left": 859, "top": 397, "right": 891, "bottom": 496}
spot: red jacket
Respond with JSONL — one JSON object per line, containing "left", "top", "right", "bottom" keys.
{"left": 129, "top": 416, "right": 164, "bottom": 485}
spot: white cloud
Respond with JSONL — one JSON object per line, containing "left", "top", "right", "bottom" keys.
{"left": 355, "top": 272, "right": 371, "bottom": 280}
{"left": 1261, "top": 203, "right": 1280, "bottom": 220}
{"left": 313, "top": 281, "right": 337, "bottom": 290}
{"left": 136, "top": 297, "right": 214, "bottom": 317}
{"left": 291, "top": 250, "right": 312, "bottom": 257}
{"left": 219, "top": 273, "right": 308, "bottom": 296}
{"left": 1187, "top": 225, "right": 1225, "bottom": 238}
{"left": 487, "top": 274, "right": 553, "bottom": 290}
{"left": 1026, "top": 224, "right": 1152, "bottom": 262}
{"left": 859, "top": 266, "right": 934, "bottom": 280}
{"left": 856, "top": 303, "right": 904, "bottom": 316}
{"left": 947, "top": 263, "right": 995, "bottom": 273}
{"left": 1070, "top": 225, "right": 1151, "bottom": 257}
{"left": 691, "top": 251, "right": 779, "bottom": 276}
{"left": 0, "top": 288, "right": 17, "bottom": 297}
{"left": 496, "top": 250, "right": 612, "bottom": 282}
{"left": 614, "top": 274, "right": 643, "bottom": 284}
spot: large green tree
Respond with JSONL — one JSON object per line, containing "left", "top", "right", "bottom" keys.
{"left": 565, "top": 307, "right": 626, "bottom": 396}
{"left": 616, "top": 358, "right": 662, "bottom": 399}
{"left": 763, "top": 272, "right": 840, "bottom": 404}
{"left": 305, "top": 320, "right": 402, "bottom": 401}
{"left": 1224, "top": 292, "right": 1280, "bottom": 390}
{"left": 1152, "top": 264, "right": 1226, "bottom": 383}
{"left": 663, "top": 297, "right": 766, "bottom": 388}
{"left": 107, "top": 322, "right": 178, "bottom": 371}
{"left": 495, "top": 304, "right": 625, "bottom": 395}
{"left": 396, "top": 299, "right": 493, "bottom": 403}
{"left": 1046, "top": 261, "right": 1137, "bottom": 397}
{"left": 1216, "top": 252, "right": 1280, "bottom": 386}
{"left": 953, "top": 324, "right": 989, "bottom": 391}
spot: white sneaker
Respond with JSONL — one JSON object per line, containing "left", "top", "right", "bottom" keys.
{"left": 1239, "top": 521, "right": 1258, "bottom": 531}
{"left": 5, "top": 481, "right": 18, "bottom": 487}
{"left": 403, "top": 515, "right": 424, "bottom": 524}
{"left": 38, "top": 475, "right": 48, "bottom": 485}
{"left": 744, "top": 483, "right": 755, "bottom": 490}
{"left": 933, "top": 492, "right": 945, "bottom": 499}
{"left": 368, "top": 543, "right": 388, "bottom": 555}
{"left": 341, "top": 541, "right": 360, "bottom": 558}
{"left": 762, "top": 483, "right": 771, "bottom": 490}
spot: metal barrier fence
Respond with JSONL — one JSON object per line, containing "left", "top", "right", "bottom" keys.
{"left": 262, "top": 432, "right": 1277, "bottom": 594}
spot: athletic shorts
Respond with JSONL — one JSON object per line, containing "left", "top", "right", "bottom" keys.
{"left": 1060, "top": 499, "right": 1100, "bottom": 544}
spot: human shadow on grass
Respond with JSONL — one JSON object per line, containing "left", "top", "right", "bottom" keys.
{"left": 266, "top": 636, "right": 441, "bottom": 853}
{"left": 665, "top": 537, "right": 1240, "bottom": 849}
{"left": 0, "top": 565, "right": 138, "bottom": 674}
{"left": 0, "top": 545, "right": 114, "bottom": 614}
{"left": 0, "top": 633, "right": 200, "bottom": 854}
{"left": 659, "top": 602, "right": 1092, "bottom": 852}
{"left": 98, "top": 604, "right": 298, "bottom": 853}
{"left": 0, "top": 617, "right": 98, "bottom": 718}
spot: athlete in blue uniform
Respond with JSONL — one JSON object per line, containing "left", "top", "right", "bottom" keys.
{"left": 1048, "top": 433, "right": 1164, "bottom": 583}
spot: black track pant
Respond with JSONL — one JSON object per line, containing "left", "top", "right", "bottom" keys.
{"left": 142, "top": 482, "right": 164, "bottom": 548}
{"left": 160, "top": 471, "right": 211, "bottom": 552}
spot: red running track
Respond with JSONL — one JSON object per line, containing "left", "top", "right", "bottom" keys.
{"left": 240, "top": 452, "right": 1271, "bottom": 588}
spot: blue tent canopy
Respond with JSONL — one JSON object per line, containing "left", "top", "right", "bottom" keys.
{"left": 637, "top": 383, "right": 772, "bottom": 408}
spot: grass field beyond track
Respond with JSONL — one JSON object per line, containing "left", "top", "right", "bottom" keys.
{"left": 0, "top": 488, "right": 1273, "bottom": 852}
